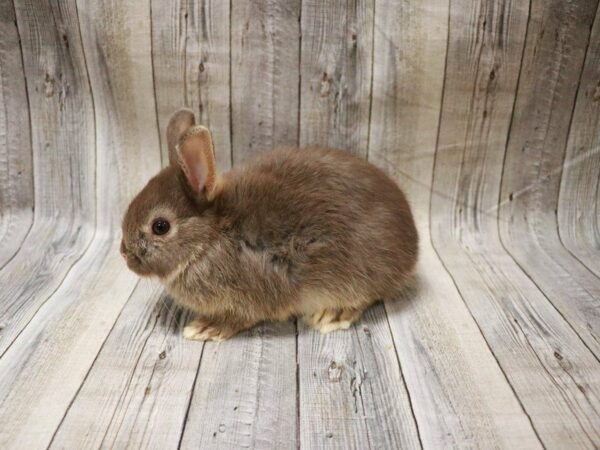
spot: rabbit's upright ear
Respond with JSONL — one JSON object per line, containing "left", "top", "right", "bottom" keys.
{"left": 166, "top": 109, "right": 196, "bottom": 166}
{"left": 177, "top": 126, "right": 219, "bottom": 200}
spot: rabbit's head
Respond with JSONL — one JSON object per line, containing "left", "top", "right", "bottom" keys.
{"left": 120, "top": 109, "right": 221, "bottom": 278}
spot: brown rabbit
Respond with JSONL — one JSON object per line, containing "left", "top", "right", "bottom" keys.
{"left": 121, "top": 109, "right": 418, "bottom": 341}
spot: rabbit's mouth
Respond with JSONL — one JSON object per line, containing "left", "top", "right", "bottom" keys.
{"left": 126, "top": 256, "right": 154, "bottom": 277}
{"left": 121, "top": 244, "right": 153, "bottom": 277}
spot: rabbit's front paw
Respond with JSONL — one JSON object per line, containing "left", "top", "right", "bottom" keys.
{"left": 183, "top": 318, "right": 236, "bottom": 342}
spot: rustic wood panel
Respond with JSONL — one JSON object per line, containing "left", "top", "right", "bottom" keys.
{"left": 180, "top": 322, "right": 296, "bottom": 449}
{"left": 369, "top": 0, "right": 541, "bottom": 448}
{"left": 0, "top": 0, "right": 161, "bottom": 447}
{"left": 299, "top": 0, "right": 373, "bottom": 154}
{"left": 0, "top": 0, "right": 33, "bottom": 269}
{"left": 0, "top": 0, "right": 96, "bottom": 356}
{"left": 498, "top": 0, "right": 600, "bottom": 358}
{"left": 296, "top": 2, "right": 418, "bottom": 448}
{"left": 297, "top": 305, "right": 420, "bottom": 449}
{"left": 51, "top": 286, "right": 201, "bottom": 449}
{"left": 558, "top": 5, "right": 600, "bottom": 276}
{"left": 0, "top": 240, "right": 139, "bottom": 449}
{"left": 151, "top": 0, "right": 232, "bottom": 171}
{"left": 230, "top": 0, "right": 301, "bottom": 164}
{"left": 430, "top": 0, "right": 600, "bottom": 447}
{"left": 0, "top": 0, "right": 599, "bottom": 448}
{"left": 180, "top": 3, "right": 299, "bottom": 446}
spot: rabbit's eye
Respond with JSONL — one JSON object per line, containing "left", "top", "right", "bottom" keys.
{"left": 152, "top": 218, "right": 170, "bottom": 235}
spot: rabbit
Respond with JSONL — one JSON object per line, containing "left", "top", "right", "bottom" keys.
{"left": 120, "top": 109, "right": 418, "bottom": 341}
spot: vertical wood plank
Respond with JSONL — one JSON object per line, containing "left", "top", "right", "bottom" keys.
{"left": 230, "top": 0, "right": 301, "bottom": 164}
{"left": 151, "top": 0, "right": 232, "bottom": 171}
{"left": 298, "top": 306, "right": 421, "bottom": 449}
{"left": 369, "top": 0, "right": 542, "bottom": 448}
{"left": 180, "top": 322, "right": 297, "bottom": 449}
{"left": 76, "top": 0, "right": 162, "bottom": 221}
{"left": 299, "top": 0, "right": 373, "bottom": 154}
{"left": 0, "top": 0, "right": 33, "bottom": 268}
{"left": 0, "top": 0, "right": 96, "bottom": 355}
{"left": 558, "top": 5, "right": 600, "bottom": 276}
{"left": 180, "top": 2, "right": 299, "bottom": 447}
{"left": 498, "top": 0, "right": 600, "bottom": 358}
{"left": 297, "top": 2, "right": 419, "bottom": 448}
{"left": 0, "top": 0, "right": 162, "bottom": 447}
{"left": 430, "top": 0, "right": 600, "bottom": 447}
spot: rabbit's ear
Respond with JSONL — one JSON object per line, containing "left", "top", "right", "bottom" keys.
{"left": 166, "top": 109, "right": 196, "bottom": 166}
{"left": 177, "top": 126, "right": 218, "bottom": 200}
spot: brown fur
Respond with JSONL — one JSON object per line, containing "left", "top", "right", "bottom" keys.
{"left": 121, "top": 110, "right": 418, "bottom": 340}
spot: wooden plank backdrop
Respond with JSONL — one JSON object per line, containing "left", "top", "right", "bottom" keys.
{"left": 0, "top": 0, "right": 599, "bottom": 448}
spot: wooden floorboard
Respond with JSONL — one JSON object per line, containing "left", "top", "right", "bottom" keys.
{"left": 298, "top": 305, "right": 420, "bottom": 449}
{"left": 181, "top": 4, "right": 300, "bottom": 446}
{"left": 1, "top": 0, "right": 600, "bottom": 448}
{"left": 0, "top": 237, "right": 138, "bottom": 449}
{"left": 0, "top": 0, "right": 96, "bottom": 356}
{"left": 430, "top": 0, "right": 600, "bottom": 447}
{"left": 368, "top": 1, "right": 542, "bottom": 447}
{"left": 51, "top": 284, "right": 201, "bottom": 450}
{"left": 295, "top": 2, "right": 420, "bottom": 448}
{"left": 180, "top": 321, "right": 297, "bottom": 449}
{"left": 498, "top": 0, "right": 600, "bottom": 359}
{"left": 558, "top": 3, "right": 600, "bottom": 277}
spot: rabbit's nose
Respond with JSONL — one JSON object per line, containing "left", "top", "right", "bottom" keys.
{"left": 120, "top": 240, "right": 128, "bottom": 256}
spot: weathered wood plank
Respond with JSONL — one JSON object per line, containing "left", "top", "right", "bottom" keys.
{"left": 297, "top": 2, "right": 420, "bottom": 448}
{"left": 0, "top": 240, "right": 139, "bottom": 449}
{"left": 151, "top": 0, "right": 232, "bottom": 171}
{"left": 558, "top": 4, "right": 600, "bottom": 276}
{"left": 0, "top": 0, "right": 96, "bottom": 356}
{"left": 299, "top": 0, "right": 373, "bottom": 154}
{"left": 180, "top": 3, "right": 299, "bottom": 446}
{"left": 50, "top": 285, "right": 201, "bottom": 450}
{"left": 0, "top": 0, "right": 162, "bottom": 447}
{"left": 369, "top": 0, "right": 542, "bottom": 448}
{"left": 498, "top": 0, "right": 600, "bottom": 358}
{"left": 430, "top": 0, "right": 600, "bottom": 447}
{"left": 298, "top": 305, "right": 421, "bottom": 449}
{"left": 230, "top": 0, "right": 301, "bottom": 164}
{"left": 76, "top": 0, "right": 162, "bottom": 214}
{"left": 0, "top": 0, "right": 33, "bottom": 269}
{"left": 180, "top": 322, "right": 296, "bottom": 449}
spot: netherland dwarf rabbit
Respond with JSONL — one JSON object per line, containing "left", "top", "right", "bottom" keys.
{"left": 121, "top": 109, "right": 418, "bottom": 341}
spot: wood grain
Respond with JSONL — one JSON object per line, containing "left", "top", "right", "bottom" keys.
{"left": 297, "top": 305, "right": 420, "bottom": 449}
{"left": 1, "top": 0, "right": 599, "bottom": 448}
{"left": 0, "top": 0, "right": 96, "bottom": 357}
{"left": 0, "top": 0, "right": 33, "bottom": 269}
{"left": 230, "top": 0, "right": 301, "bottom": 164}
{"left": 51, "top": 285, "right": 201, "bottom": 450}
{"left": 558, "top": 4, "right": 600, "bottom": 276}
{"left": 180, "top": 321, "right": 297, "bottom": 449}
{"left": 498, "top": 0, "right": 600, "bottom": 359}
{"left": 181, "top": 4, "right": 299, "bottom": 445}
{"left": 369, "top": 0, "right": 541, "bottom": 448}
{"left": 430, "top": 0, "right": 600, "bottom": 447}
{"left": 299, "top": 0, "right": 374, "bottom": 154}
{"left": 296, "top": 3, "right": 418, "bottom": 448}
{"left": 0, "top": 0, "right": 161, "bottom": 447}
{"left": 151, "top": 0, "right": 232, "bottom": 171}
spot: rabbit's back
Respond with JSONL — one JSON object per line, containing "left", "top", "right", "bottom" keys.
{"left": 215, "top": 147, "right": 418, "bottom": 305}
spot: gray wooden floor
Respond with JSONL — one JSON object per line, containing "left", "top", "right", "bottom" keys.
{"left": 1, "top": 0, "right": 599, "bottom": 448}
